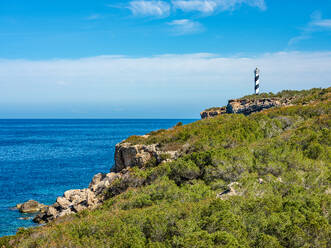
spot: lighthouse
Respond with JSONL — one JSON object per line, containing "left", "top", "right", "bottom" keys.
{"left": 254, "top": 68, "right": 260, "bottom": 95}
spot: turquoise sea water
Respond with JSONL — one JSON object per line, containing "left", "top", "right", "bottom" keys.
{"left": 0, "top": 119, "right": 196, "bottom": 237}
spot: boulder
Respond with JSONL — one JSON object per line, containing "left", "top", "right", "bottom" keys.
{"left": 72, "top": 204, "right": 87, "bottom": 213}
{"left": 56, "top": 197, "right": 71, "bottom": 209}
{"left": 217, "top": 182, "right": 241, "bottom": 199}
{"left": 46, "top": 206, "right": 58, "bottom": 217}
{"left": 89, "top": 173, "right": 106, "bottom": 191}
{"left": 33, "top": 206, "right": 58, "bottom": 224}
{"left": 57, "top": 208, "right": 73, "bottom": 217}
{"left": 17, "top": 200, "right": 47, "bottom": 213}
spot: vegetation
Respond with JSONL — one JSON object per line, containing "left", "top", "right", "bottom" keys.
{"left": 239, "top": 87, "right": 330, "bottom": 104}
{"left": 1, "top": 87, "right": 330, "bottom": 248}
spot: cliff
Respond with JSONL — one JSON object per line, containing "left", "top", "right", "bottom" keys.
{"left": 114, "top": 142, "right": 179, "bottom": 172}
{"left": 201, "top": 97, "right": 294, "bottom": 119}
{"left": 200, "top": 107, "right": 226, "bottom": 119}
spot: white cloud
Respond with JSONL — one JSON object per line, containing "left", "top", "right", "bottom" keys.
{"left": 172, "top": 1, "right": 218, "bottom": 14}
{"left": 243, "top": 0, "right": 266, "bottom": 10}
{"left": 289, "top": 12, "right": 331, "bottom": 45}
{"left": 0, "top": 52, "right": 330, "bottom": 114}
{"left": 216, "top": 0, "right": 266, "bottom": 11}
{"left": 172, "top": 0, "right": 266, "bottom": 14}
{"left": 86, "top": 14, "right": 102, "bottom": 20}
{"left": 128, "top": 1, "right": 171, "bottom": 17}
{"left": 312, "top": 19, "right": 331, "bottom": 28}
{"left": 168, "top": 19, "right": 203, "bottom": 34}
{"left": 127, "top": 0, "right": 266, "bottom": 18}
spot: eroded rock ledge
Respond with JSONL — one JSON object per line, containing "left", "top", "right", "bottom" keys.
{"left": 200, "top": 97, "right": 293, "bottom": 119}
{"left": 34, "top": 141, "right": 179, "bottom": 224}
{"left": 114, "top": 142, "right": 179, "bottom": 172}
{"left": 200, "top": 107, "right": 227, "bottom": 119}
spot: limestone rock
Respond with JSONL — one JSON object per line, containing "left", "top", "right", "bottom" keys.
{"left": 89, "top": 173, "right": 106, "bottom": 191}
{"left": 17, "top": 200, "right": 47, "bottom": 213}
{"left": 113, "top": 142, "right": 179, "bottom": 172}
{"left": 200, "top": 107, "right": 227, "bottom": 119}
{"left": 200, "top": 97, "right": 293, "bottom": 119}
{"left": 46, "top": 206, "right": 58, "bottom": 217}
{"left": 33, "top": 206, "right": 58, "bottom": 224}
{"left": 72, "top": 204, "right": 87, "bottom": 213}
{"left": 57, "top": 208, "right": 73, "bottom": 217}
{"left": 56, "top": 196, "right": 71, "bottom": 209}
{"left": 227, "top": 98, "right": 283, "bottom": 115}
{"left": 217, "top": 182, "right": 241, "bottom": 199}
{"left": 33, "top": 171, "right": 124, "bottom": 224}
{"left": 114, "top": 143, "right": 155, "bottom": 171}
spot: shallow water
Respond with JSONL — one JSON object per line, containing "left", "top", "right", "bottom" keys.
{"left": 0, "top": 119, "right": 195, "bottom": 237}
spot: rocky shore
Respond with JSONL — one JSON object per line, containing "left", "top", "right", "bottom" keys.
{"left": 33, "top": 142, "right": 180, "bottom": 223}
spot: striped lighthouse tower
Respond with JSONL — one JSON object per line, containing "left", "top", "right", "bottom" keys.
{"left": 254, "top": 67, "right": 260, "bottom": 95}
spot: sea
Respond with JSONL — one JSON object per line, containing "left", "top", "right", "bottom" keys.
{"left": 0, "top": 119, "right": 196, "bottom": 237}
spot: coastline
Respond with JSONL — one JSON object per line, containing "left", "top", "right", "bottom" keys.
{"left": 0, "top": 119, "right": 196, "bottom": 237}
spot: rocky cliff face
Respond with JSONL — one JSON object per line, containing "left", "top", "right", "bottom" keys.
{"left": 227, "top": 98, "right": 289, "bottom": 115}
{"left": 200, "top": 107, "right": 227, "bottom": 119}
{"left": 34, "top": 141, "right": 179, "bottom": 223}
{"left": 114, "top": 142, "right": 179, "bottom": 172}
{"left": 201, "top": 97, "right": 293, "bottom": 119}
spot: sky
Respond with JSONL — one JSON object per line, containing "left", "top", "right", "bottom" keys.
{"left": 0, "top": 0, "right": 331, "bottom": 118}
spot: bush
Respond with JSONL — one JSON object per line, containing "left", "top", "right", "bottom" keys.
{"left": 169, "top": 159, "right": 201, "bottom": 184}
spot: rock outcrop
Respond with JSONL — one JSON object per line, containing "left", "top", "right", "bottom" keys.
{"left": 114, "top": 142, "right": 179, "bottom": 172}
{"left": 227, "top": 98, "right": 286, "bottom": 115}
{"left": 201, "top": 97, "right": 293, "bottom": 119}
{"left": 200, "top": 107, "right": 227, "bottom": 119}
{"left": 16, "top": 200, "right": 47, "bottom": 214}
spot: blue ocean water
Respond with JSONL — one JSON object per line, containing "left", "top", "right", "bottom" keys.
{"left": 0, "top": 119, "right": 195, "bottom": 237}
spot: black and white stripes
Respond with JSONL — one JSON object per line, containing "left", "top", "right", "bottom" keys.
{"left": 254, "top": 67, "right": 260, "bottom": 95}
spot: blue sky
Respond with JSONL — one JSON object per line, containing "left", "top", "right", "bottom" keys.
{"left": 1, "top": 0, "right": 331, "bottom": 118}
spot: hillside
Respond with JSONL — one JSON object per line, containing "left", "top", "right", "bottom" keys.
{"left": 1, "top": 87, "right": 330, "bottom": 248}
{"left": 200, "top": 88, "right": 330, "bottom": 119}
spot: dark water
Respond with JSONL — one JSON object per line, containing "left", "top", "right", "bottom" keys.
{"left": 0, "top": 119, "right": 196, "bottom": 237}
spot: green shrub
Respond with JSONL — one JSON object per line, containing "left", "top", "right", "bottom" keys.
{"left": 169, "top": 159, "right": 201, "bottom": 184}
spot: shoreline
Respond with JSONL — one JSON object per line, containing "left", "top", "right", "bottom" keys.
{"left": 0, "top": 119, "right": 196, "bottom": 237}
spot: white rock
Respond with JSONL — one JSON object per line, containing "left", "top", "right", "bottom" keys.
{"left": 56, "top": 197, "right": 71, "bottom": 209}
